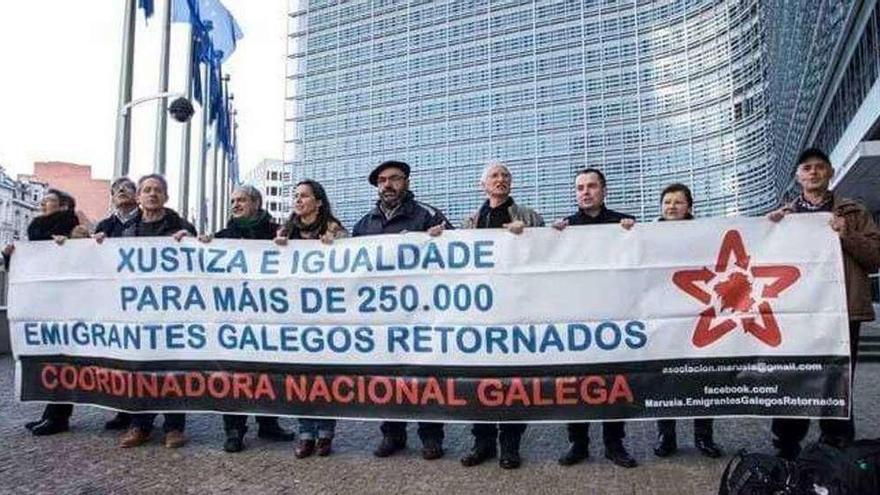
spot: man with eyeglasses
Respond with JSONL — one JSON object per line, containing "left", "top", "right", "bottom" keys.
{"left": 352, "top": 160, "right": 452, "bottom": 460}
{"left": 94, "top": 177, "right": 140, "bottom": 239}
{"left": 92, "top": 177, "right": 142, "bottom": 430}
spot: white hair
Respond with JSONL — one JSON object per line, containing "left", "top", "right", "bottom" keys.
{"left": 480, "top": 160, "right": 511, "bottom": 184}
{"left": 234, "top": 184, "right": 263, "bottom": 210}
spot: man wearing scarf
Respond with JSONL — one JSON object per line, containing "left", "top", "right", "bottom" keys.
{"left": 768, "top": 148, "right": 880, "bottom": 459}
{"left": 200, "top": 184, "right": 296, "bottom": 452}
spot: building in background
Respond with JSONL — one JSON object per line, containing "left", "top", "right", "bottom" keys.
{"left": 241, "top": 159, "right": 291, "bottom": 224}
{"left": 766, "top": 0, "right": 880, "bottom": 218}
{"left": 285, "top": 0, "right": 772, "bottom": 226}
{"left": 0, "top": 167, "right": 46, "bottom": 246}
{"left": 20, "top": 161, "right": 110, "bottom": 227}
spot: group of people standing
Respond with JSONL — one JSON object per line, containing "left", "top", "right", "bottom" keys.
{"left": 8, "top": 147, "right": 879, "bottom": 470}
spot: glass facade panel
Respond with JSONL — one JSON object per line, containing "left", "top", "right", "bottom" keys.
{"left": 286, "top": 0, "right": 773, "bottom": 226}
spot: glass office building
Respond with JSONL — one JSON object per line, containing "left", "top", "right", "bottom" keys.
{"left": 285, "top": 0, "right": 773, "bottom": 226}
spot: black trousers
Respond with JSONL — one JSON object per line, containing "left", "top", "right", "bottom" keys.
{"left": 40, "top": 404, "right": 130, "bottom": 425}
{"left": 41, "top": 404, "right": 73, "bottom": 421}
{"left": 222, "top": 414, "right": 279, "bottom": 433}
{"left": 131, "top": 413, "right": 186, "bottom": 433}
{"left": 471, "top": 423, "right": 526, "bottom": 446}
{"left": 657, "top": 418, "right": 714, "bottom": 439}
{"left": 772, "top": 322, "right": 861, "bottom": 447}
{"left": 566, "top": 421, "right": 625, "bottom": 446}
{"left": 380, "top": 421, "right": 444, "bottom": 443}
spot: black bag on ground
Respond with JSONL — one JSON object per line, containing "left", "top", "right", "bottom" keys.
{"left": 719, "top": 450, "right": 794, "bottom": 495}
{"left": 792, "top": 440, "right": 880, "bottom": 495}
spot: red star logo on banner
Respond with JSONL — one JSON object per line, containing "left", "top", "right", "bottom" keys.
{"left": 672, "top": 230, "right": 801, "bottom": 348}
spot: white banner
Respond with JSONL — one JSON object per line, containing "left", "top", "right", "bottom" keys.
{"left": 8, "top": 214, "right": 851, "bottom": 421}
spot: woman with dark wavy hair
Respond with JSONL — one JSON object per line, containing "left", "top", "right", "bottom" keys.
{"left": 274, "top": 179, "right": 347, "bottom": 457}
{"left": 276, "top": 179, "right": 346, "bottom": 243}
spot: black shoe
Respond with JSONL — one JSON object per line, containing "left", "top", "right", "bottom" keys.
{"left": 499, "top": 447, "right": 521, "bottom": 470}
{"left": 694, "top": 436, "right": 722, "bottom": 458}
{"left": 104, "top": 413, "right": 132, "bottom": 431}
{"left": 775, "top": 444, "right": 800, "bottom": 461}
{"left": 31, "top": 419, "right": 69, "bottom": 436}
{"left": 223, "top": 430, "right": 245, "bottom": 453}
{"left": 604, "top": 443, "right": 638, "bottom": 468}
{"left": 24, "top": 419, "right": 43, "bottom": 431}
{"left": 460, "top": 442, "right": 497, "bottom": 467}
{"left": 653, "top": 433, "right": 677, "bottom": 457}
{"left": 373, "top": 435, "right": 406, "bottom": 458}
{"left": 421, "top": 438, "right": 444, "bottom": 460}
{"left": 558, "top": 442, "right": 589, "bottom": 466}
{"left": 257, "top": 425, "right": 296, "bottom": 442}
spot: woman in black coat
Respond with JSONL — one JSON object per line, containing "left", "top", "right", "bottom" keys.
{"left": 11, "top": 189, "right": 81, "bottom": 436}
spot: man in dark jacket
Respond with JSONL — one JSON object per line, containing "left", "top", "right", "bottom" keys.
{"left": 200, "top": 185, "right": 296, "bottom": 452}
{"left": 352, "top": 160, "right": 452, "bottom": 460}
{"left": 553, "top": 168, "right": 639, "bottom": 469}
{"left": 94, "top": 177, "right": 140, "bottom": 239}
{"left": 116, "top": 174, "right": 197, "bottom": 449}
{"left": 89, "top": 177, "right": 142, "bottom": 431}
{"left": 768, "top": 148, "right": 880, "bottom": 459}
{"left": 15, "top": 189, "right": 80, "bottom": 436}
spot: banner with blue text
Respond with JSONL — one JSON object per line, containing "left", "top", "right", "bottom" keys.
{"left": 9, "top": 215, "right": 850, "bottom": 422}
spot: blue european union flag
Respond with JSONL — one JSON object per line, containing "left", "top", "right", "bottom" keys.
{"left": 138, "top": 0, "right": 154, "bottom": 18}
{"left": 172, "top": 0, "right": 243, "bottom": 63}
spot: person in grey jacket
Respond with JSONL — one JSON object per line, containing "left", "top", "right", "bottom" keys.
{"left": 460, "top": 161, "right": 544, "bottom": 469}
{"left": 461, "top": 161, "right": 544, "bottom": 233}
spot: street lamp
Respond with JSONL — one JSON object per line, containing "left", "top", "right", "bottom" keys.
{"left": 113, "top": 92, "right": 195, "bottom": 178}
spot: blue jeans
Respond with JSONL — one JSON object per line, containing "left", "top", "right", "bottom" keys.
{"left": 299, "top": 418, "right": 336, "bottom": 440}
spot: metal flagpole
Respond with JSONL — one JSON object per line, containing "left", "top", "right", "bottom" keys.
{"left": 177, "top": 27, "right": 195, "bottom": 217}
{"left": 215, "top": 75, "right": 230, "bottom": 227}
{"left": 197, "top": 62, "right": 210, "bottom": 234}
{"left": 153, "top": 0, "right": 173, "bottom": 174}
{"left": 113, "top": 0, "right": 137, "bottom": 179}
{"left": 210, "top": 107, "right": 221, "bottom": 233}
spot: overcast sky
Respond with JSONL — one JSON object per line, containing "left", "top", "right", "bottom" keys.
{"left": 0, "top": 0, "right": 287, "bottom": 198}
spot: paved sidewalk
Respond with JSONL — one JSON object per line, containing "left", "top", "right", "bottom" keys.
{"left": 1, "top": 353, "right": 878, "bottom": 495}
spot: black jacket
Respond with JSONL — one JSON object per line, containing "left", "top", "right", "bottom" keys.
{"left": 95, "top": 210, "right": 139, "bottom": 238}
{"left": 214, "top": 210, "right": 279, "bottom": 240}
{"left": 352, "top": 191, "right": 452, "bottom": 237}
{"left": 27, "top": 210, "right": 80, "bottom": 241}
{"left": 4, "top": 210, "right": 80, "bottom": 269}
{"left": 134, "top": 208, "right": 197, "bottom": 237}
{"left": 564, "top": 206, "right": 634, "bottom": 225}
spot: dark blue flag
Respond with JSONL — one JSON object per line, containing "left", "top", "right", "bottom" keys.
{"left": 138, "top": 0, "right": 154, "bottom": 18}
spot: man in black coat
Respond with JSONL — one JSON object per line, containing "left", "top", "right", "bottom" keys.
{"left": 352, "top": 160, "right": 452, "bottom": 460}
{"left": 201, "top": 185, "right": 296, "bottom": 452}
{"left": 82, "top": 177, "right": 142, "bottom": 431}
{"left": 116, "top": 174, "right": 197, "bottom": 449}
{"left": 552, "top": 168, "right": 639, "bottom": 469}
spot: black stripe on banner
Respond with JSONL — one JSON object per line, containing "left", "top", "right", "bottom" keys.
{"left": 18, "top": 355, "right": 849, "bottom": 422}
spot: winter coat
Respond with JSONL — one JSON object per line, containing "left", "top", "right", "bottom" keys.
{"left": 563, "top": 205, "right": 634, "bottom": 225}
{"left": 215, "top": 210, "right": 279, "bottom": 240}
{"left": 134, "top": 208, "right": 197, "bottom": 238}
{"left": 462, "top": 198, "right": 545, "bottom": 229}
{"left": 352, "top": 191, "right": 452, "bottom": 237}
{"left": 782, "top": 196, "right": 880, "bottom": 321}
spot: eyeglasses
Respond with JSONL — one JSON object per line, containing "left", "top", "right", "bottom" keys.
{"left": 112, "top": 183, "right": 136, "bottom": 194}
{"left": 377, "top": 175, "right": 407, "bottom": 185}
